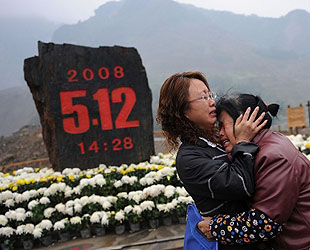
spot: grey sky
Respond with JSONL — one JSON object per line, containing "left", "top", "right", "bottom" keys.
{"left": 1, "top": 0, "right": 310, "bottom": 24}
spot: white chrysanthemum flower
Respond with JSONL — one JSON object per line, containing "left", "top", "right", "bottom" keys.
{"left": 94, "top": 174, "right": 106, "bottom": 186}
{"left": 178, "top": 196, "right": 194, "bottom": 204}
{"left": 44, "top": 207, "right": 56, "bottom": 218}
{"left": 0, "top": 215, "right": 8, "bottom": 226}
{"left": 124, "top": 205, "right": 133, "bottom": 214}
{"left": 121, "top": 175, "right": 130, "bottom": 184}
{"left": 40, "top": 197, "right": 50, "bottom": 205}
{"left": 175, "top": 187, "right": 189, "bottom": 197}
{"left": 33, "top": 227, "right": 42, "bottom": 238}
{"left": 15, "top": 208, "right": 25, "bottom": 213}
{"left": 28, "top": 189, "right": 38, "bottom": 198}
{"left": 16, "top": 211, "right": 26, "bottom": 222}
{"left": 115, "top": 210, "right": 125, "bottom": 222}
{"left": 0, "top": 226, "right": 15, "bottom": 237}
{"left": 65, "top": 189, "right": 73, "bottom": 198}
{"left": 66, "top": 207, "right": 74, "bottom": 216}
{"left": 1, "top": 190, "right": 13, "bottom": 201}
{"left": 130, "top": 176, "right": 138, "bottom": 185}
{"left": 102, "top": 200, "right": 112, "bottom": 210}
{"left": 139, "top": 177, "right": 147, "bottom": 186}
{"left": 133, "top": 205, "right": 142, "bottom": 215}
{"left": 157, "top": 204, "right": 169, "bottom": 213}
{"left": 37, "top": 187, "right": 47, "bottom": 196}
{"left": 80, "top": 196, "right": 89, "bottom": 206}
{"left": 128, "top": 190, "right": 143, "bottom": 204}
{"left": 164, "top": 185, "right": 176, "bottom": 198}
{"left": 101, "top": 213, "right": 109, "bottom": 226}
{"left": 28, "top": 200, "right": 39, "bottom": 210}
{"left": 39, "top": 219, "right": 53, "bottom": 230}
{"left": 5, "top": 210, "right": 16, "bottom": 220}
{"left": 90, "top": 212, "right": 101, "bottom": 224}
{"left": 150, "top": 156, "right": 160, "bottom": 163}
{"left": 15, "top": 193, "right": 24, "bottom": 204}
{"left": 107, "top": 196, "right": 117, "bottom": 204}
{"left": 70, "top": 216, "right": 82, "bottom": 225}
{"left": 104, "top": 169, "right": 111, "bottom": 174}
{"left": 22, "top": 191, "right": 31, "bottom": 202}
{"left": 55, "top": 203, "right": 66, "bottom": 213}
{"left": 16, "top": 225, "right": 25, "bottom": 235}
{"left": 66, "top": 200, "right": 74, "bottom": 208}
{"left": 74, "top": 203, "right": 83, "bottom": 213}
{"left": 73, "top": 186, "right": 81, "bottom": 195}
{"left": 117, "top": 192, "right": 128, "bottom": 199}
{"left": 171, "top": 198, "right": 179, "bottom": 207}
{"left": 54, "top": 220, "right": 65, "bottom": 231}
{"left": 79, "top": 178, "right": 89, "bottom": 187}
{"left": 145, "top": 177, "right": 155, "bottom": 185}
{"left": 167, "top": 202, "right": 175, "bottom": 210}
{"left": 88, "top": 177, "right": 96, "bottom": 187}
{"left": 58, "top": 182, "right": 66, "bottom": 192}
{"left": 5, "top": 199, "right": 15, "bottom": 208}
{"left": 24, "top": 224, "right": 35, "bottom": 234}
{"left": 140, "top": 200, "right": 155, "bottom": 211}
{"left": 26, "top": 211, "right": 33, "bottom": 218}
{"left": 114, "top": 180, "right": 123, "bottom": 188}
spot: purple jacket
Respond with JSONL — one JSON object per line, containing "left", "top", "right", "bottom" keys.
{"left": 252, "top": 129, "right": 310, "bottom": 250}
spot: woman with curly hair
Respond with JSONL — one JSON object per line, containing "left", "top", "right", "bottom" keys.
{"left": 157, "top": 72, "right": 281, "bottom": 249}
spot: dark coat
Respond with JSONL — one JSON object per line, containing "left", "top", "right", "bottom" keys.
{"left": 252, "top": 129, "right": 310, "bottom": 250}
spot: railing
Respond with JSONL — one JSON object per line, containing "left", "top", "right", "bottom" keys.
{"left": 0, "top": 158, "right": 51, "bottom": 173}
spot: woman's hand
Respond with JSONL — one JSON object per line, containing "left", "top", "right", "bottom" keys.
{"left": 234, "top": 107, "right": 267, "bottom": 144}
{"left": 198, "top": 217, "right": 213, "bottom": 239}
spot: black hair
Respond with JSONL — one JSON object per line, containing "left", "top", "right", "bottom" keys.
{"left": 216, "top": 94, "right": 279, "bottom": 129}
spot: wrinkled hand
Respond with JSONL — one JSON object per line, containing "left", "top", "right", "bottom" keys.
{"left": 234, "top": 107, "right": 267, "bottom": 144}
{"left": 198, "top": 216, "right": 213, "bottom": 239}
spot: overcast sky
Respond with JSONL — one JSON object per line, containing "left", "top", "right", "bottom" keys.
{"left": 1, "top": 0, "right": 310, "bottom": 24}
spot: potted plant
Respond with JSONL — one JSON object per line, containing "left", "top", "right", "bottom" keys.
{"left": 110, "top": 210, "right": 126, "bottom": 235}
{"left": 90, "top": 211, "right": 109, "bottom": 237}
{"left": 140, "top": 200, "right": 160, "bottom": 229}
{"left": 16, "top": 224, "right": 35, "bottom": 249}
{"left": 53, "top": 218, "right": 71, "bottom": 242}
{"left": 157, "top": 203, "right": 173, "bottom": 226}
{"left": 0, "top": 226, "right": 15, "bottom": 250}
{"left": 37, "top": 219, "right": 54, "bottom": 247}
{"left": 124, "top": 205, "right": 143, "bottom": 232}
{"left": 80, "top": 214, "right": 92, "bottom": 238}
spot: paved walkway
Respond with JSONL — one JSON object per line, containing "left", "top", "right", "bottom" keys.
{"left": 35, "top": 224, "right": 185, "bottom": 250}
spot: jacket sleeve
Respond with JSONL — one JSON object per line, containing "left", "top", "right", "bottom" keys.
{"left": 251, "top": 152, "right": 299, "bottom": 223}
{"left": 207, "top": 208, "right": 282, "bottom": 244}
{"left": 177, "top": 142, "right": 258, "bottom": 201}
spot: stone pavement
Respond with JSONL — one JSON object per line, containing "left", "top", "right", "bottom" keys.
{"left": 35, "top": 224, "right": 185, "bottom": 250}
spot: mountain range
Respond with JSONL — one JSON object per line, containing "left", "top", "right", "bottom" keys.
{"left": 1, "top": 0, "right": 310, "bottom": 136}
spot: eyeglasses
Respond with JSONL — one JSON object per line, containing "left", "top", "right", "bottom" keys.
{"left": 188, "top": 92, "right": 217, "bottom": 103}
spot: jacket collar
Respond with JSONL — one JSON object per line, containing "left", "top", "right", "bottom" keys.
{"left": 198, "top": 137, "right": 226, "bottom": 153}
{"left": 253, "top": 129, "right": 270, "bottom": 144}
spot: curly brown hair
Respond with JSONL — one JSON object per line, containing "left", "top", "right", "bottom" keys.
{"left": 156, "top": 72, "right": 217, "bottom": 151}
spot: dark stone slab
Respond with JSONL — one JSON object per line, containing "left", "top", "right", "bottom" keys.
{"left": 24, "top": 42, "right": 154, "bottom": 170}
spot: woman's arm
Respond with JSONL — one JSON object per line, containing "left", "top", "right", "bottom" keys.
{"left": 198, "top": 208, "right": 282, "bottom": 244}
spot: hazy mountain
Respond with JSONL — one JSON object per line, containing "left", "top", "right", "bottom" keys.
{"left": 1, "top": 0, "right": 310, "bottom": 136}
{"left": 0, "top": 17, "right": 59, "bottom": 90}
{"left": 52, "top": 0, "right": 310, "bottom": 108}
{"left": 0, "top": 87, "right": 39, "bottom": 136}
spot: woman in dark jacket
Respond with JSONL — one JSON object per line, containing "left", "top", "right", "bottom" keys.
{"left": 157, "top": 72, "right": 281, "bottom": 249}
{"left": 198, "top": 94, "right": 310, "bottom": 250}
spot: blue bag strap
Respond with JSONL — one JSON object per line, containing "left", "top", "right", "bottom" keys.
{"left": 186, "top": 204, "right": 218, "bottom": 250}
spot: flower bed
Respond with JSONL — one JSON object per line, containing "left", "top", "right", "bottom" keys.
{"left": 287, "top": 134, "right": 310, "bottom": 158}
{"left": 0, "top": 134, "right": 309, "bottom": 249}
{"left": 0, "top": 153, "right": 192, "bottom": 249}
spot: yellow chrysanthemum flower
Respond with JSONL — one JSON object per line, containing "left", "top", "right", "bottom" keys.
{"left": 40, "top": 177, "right": 47, "bottom": 182}
{"left": 17, "top": 179, "right": 26, "bottom": 185}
